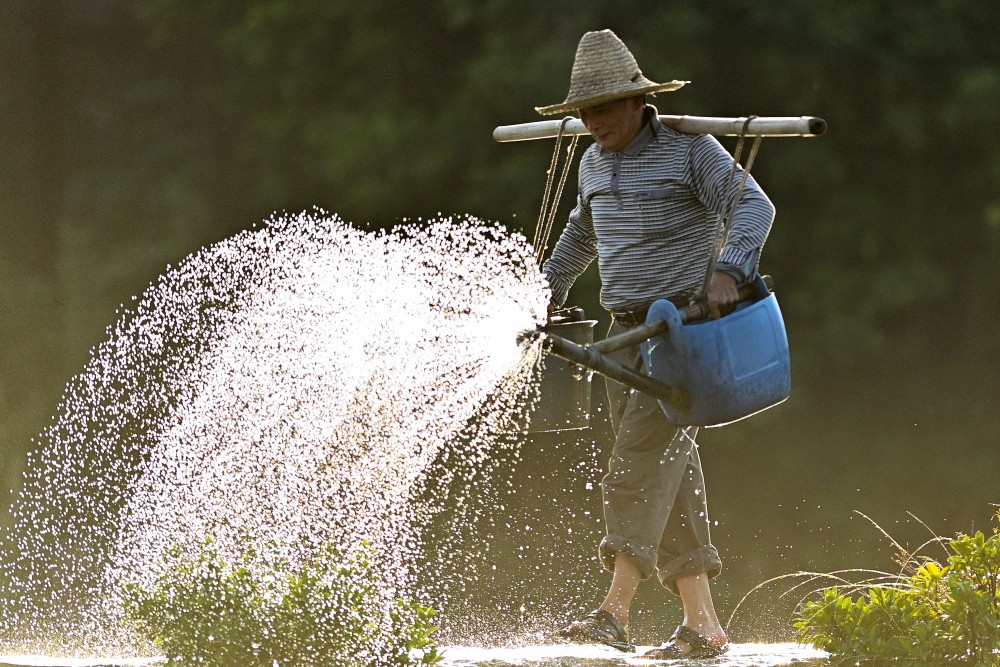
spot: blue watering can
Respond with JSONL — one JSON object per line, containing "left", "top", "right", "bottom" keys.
{"left": 641, "top": 273, "right": 790, "bottom": 426}
{"left": 526, "top": 274, "right": 790, "bottom": 430}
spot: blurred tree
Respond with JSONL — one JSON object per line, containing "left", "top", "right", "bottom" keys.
{"left": 1, "top": 1, "right": 80, "bottom": 492}
{"left": 128, "top": 0, "right": 1000, "bottom": 368}
{"left": 1, "top": 0, "right": 998, "bottom": 555}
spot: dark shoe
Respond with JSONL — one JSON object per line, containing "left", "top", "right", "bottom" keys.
{"left": 641, "top": 624, "right": 729, "bottom": 660}
{"left": 557, "top": 608, "right": 635, "bottom": 652}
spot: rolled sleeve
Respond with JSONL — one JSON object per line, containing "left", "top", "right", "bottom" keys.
{"left": 718, "top": 172, "right": 774, "bottom": 275}
{"left": 715, "top": 248, "right": 761, "bottom": 284}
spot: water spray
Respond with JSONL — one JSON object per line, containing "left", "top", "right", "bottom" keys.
{"left": 0, "top": 211, "right": 550, "bottom": 658}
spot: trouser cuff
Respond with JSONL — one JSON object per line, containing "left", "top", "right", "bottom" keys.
{"left": 598, "top": 534, "right": 658, "bottom": 579}
{"left": 656, "top": 545, "right": 722, "bottom": 595}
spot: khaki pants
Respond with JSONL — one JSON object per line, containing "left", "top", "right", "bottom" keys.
{"left": 599, "top": 321, "right": 722, "bottom": 594}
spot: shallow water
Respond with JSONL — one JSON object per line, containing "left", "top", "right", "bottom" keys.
{"left": 0, "top": 659, "right": 162, "bottom": 667}
{"left": 441, "top": 642, "right": 828, "bottom": 666}
{"left": 0, "top": 644, "right": 829, "bottom": 667}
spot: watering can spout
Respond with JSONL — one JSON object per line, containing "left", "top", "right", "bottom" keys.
{"left": 516, "top": 307, "right": 585, "bottom": 347}
{"left": 516, "top": 328, "right": 541, "bottom": 346}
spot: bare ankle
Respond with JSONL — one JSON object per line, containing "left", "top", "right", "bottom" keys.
{"left": 684, "top": 618, "right": 726, "bottom": 643}
{"left": 600, "top": 603, "right": 629, "bottom": 629}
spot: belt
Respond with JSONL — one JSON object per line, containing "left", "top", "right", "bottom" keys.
{"left": 610, "top": 294, "right": 691, "bottom": 327}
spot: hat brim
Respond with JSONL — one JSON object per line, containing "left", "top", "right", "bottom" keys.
{"left": 535, "top": 80, "right": 689, "bottom": 116}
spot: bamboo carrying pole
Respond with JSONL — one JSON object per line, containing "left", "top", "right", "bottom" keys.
{"left": 494, "top": 115, "right": 826, "bottom": 142}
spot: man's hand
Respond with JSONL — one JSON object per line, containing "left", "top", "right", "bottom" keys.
{"left": 705, "top": 271, "right": 739, "bottom": 320}
{"left": 546, "top": 300, "right": 560, "bottom": 324}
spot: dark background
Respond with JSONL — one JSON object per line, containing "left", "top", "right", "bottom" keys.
{"left": 1, "top": 0, "right": 998, "bottom": 644}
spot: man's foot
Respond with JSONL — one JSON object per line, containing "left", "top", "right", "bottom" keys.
{"left": 641, "top": 624, "right": 728, "bottom": 660}
{"left": 557, "top": 608, "right": 635, "bottom": 652}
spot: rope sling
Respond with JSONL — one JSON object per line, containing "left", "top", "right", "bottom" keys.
{"left": 700, "top": 116, "right": 763, "bottom": 296}
{"left": 533, "top": 116, "right": 580, "bottom": 267}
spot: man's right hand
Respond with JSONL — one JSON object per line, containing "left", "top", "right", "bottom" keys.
{"left": 705, "top": 271, "right": 739, "bottom": 320}
{"left": 546, "top": 301, "right": 560, "bottom": 324}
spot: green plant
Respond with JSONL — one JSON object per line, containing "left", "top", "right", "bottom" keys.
{"left": 123, "top": 536, "right": 443, "bottom": 667}
{"left": 793, "top": 512, "right": 1000, "bottom": 666}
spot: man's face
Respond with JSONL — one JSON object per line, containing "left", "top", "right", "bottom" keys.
{"left": 579, "top": 96, "right": 645, "bottom": 153}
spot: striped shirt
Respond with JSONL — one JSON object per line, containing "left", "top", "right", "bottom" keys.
{"left": 542, "top": 110, "right": 775, "bottom": 312}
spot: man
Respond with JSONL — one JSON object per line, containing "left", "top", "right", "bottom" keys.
{"left": 537, "top": 29, "right": 774, "bottom": 659}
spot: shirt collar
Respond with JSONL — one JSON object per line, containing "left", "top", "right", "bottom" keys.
{"left": 599, "top": 107, "right": 662, "bottom": 158}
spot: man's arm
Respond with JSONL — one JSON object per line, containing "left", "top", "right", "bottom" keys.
{"left": 541, "top": 193, "right": 598, "bottom": 308}
{"left": 688, "top": 134, "right": 775, "bottom": 285}
{"left": 688, "top": 134, "right": 775, "bottom": 317}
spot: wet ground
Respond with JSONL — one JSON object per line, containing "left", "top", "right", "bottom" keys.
{"left": 0, "top": 642, "right": 827, "bottom": 667}
{"left": 0, "top": 658, "right": 161, "bottom": 667}
{"left": 442, "top": 642, "right": 829, "bottom": 666}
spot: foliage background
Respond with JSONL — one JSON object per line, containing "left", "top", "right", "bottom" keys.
{"left": 1, "top": 0, "right": 998, "bottom": 644}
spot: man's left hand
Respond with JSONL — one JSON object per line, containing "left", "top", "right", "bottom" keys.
{"left": 705, "top": 271, "right": 739, "bottom": 320}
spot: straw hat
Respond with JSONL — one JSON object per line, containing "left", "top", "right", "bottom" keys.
{"left": 535, "top": 29, "right": 688, "bottom": 116}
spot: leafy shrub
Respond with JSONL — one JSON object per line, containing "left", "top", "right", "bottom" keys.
{"left": 793, "top": 513, "right": 1000, "bottom": 666}
{"left": 123, "top": 536, "right": 443, "bottom": 667}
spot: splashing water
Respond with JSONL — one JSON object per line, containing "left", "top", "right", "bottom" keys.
{"left": 0, "top": 210, "right": 549, "bottom": 657}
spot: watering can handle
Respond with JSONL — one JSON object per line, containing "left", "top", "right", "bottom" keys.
{"left": 680, "top": 274, "right": 774, "bottom": 323}
{"left": 592, "top": 275, "right": 774, "bottom": 355}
